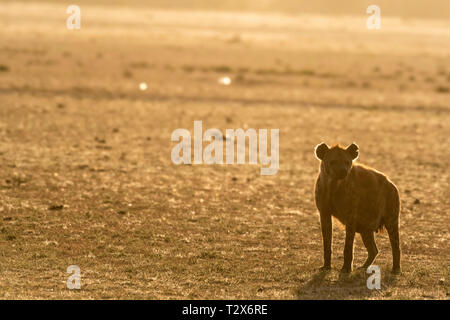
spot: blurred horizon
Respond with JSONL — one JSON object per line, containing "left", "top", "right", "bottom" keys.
{"left": 21, "top": 0, "right": 450, "bottom": 20}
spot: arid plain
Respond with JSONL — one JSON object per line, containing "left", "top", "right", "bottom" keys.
{"left": 0, "top": 1, "right": 449, "bottom": 299}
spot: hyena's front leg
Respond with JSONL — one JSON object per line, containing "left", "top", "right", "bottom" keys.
{"left": 342, "top": 190, "right": 358, "bottom": 273}
{"left": 341, "top": 224, "right": 355, "bottom": 273}
{"left": 319, "top": 211, "right": 332, "bottom": 270}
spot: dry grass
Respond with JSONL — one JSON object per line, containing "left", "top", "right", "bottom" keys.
{"left": 0, "top": 1, "right": 449, "bottom": 299}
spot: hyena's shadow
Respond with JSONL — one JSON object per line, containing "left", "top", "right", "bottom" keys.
{"left": 294, "top": 268, "right": 391, "bottom": 299}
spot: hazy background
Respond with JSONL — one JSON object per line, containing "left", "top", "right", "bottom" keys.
{"left": 26, "top": 0, "right": 450, "bottom": 19}
{"left": 0, "top": 0, "right": 448, "bottom": 300}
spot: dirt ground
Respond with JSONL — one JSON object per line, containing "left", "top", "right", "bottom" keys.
{"left": 0, "top": 1, "right": 449, "bottom": 299}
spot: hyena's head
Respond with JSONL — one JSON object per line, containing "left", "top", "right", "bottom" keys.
{"left": 315, "top": 143, "right": 359, "bottom": 180}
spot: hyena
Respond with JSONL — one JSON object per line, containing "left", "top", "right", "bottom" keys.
{"left": 314, "top": 142, "right": 401, "bottom": 274}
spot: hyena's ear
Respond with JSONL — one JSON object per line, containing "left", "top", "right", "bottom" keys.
{"left": 346, "top": 143, "right": 359, "bottom": 160}
{"left": 315, "top": 143, "right": 329, "bottom": 160}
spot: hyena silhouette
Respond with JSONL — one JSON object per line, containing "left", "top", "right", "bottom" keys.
{"left": 314, "top": 143, "right": 401, "bottom": 274}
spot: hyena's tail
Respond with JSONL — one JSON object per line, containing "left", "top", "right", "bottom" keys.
{"left": 376, "top": 221, "right": 385, "bottom": 234}
{"left": 376, "top": 180, "right": 400, "bottom": 234}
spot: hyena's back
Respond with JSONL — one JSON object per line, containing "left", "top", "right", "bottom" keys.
{"left": 350, "top": 164, "right": 400, "bottom": 233}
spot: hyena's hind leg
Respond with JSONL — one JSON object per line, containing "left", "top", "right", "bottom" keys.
{"left": 359, "top": 230, "right": 378, "bottom": 269}
{"left": 385, "top": 185, "right": 401, "bottom": 274}
{"left": 386, "top": 220, "right": 401, "bottom": 274}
